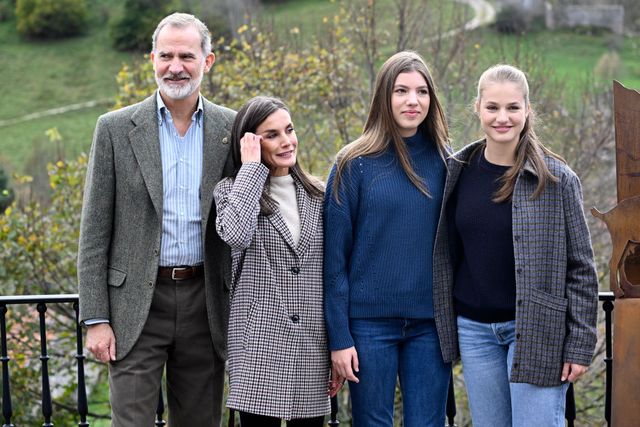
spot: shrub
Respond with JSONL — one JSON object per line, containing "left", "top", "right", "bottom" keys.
{"left": 493, "top": 6, "right": 529, "bottom": 35}
{"left": 0, "top": 154, "right": 96, "bottom": 425}
{"left": 15, "top": 0, "right": 87, "bottom": 38}
{"left": 109, "top": 0, "right": 173, "bottom": 52}
{"left": 0, "top": 166, "right": 14, "bottom": 212}
{"left": 0, "top": 0, "right": 15, "bottom": 22}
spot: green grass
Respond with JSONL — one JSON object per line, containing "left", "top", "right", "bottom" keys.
{"left": 475, "top": 28, "right": 640, "bottom": 93}
{"left": 0, "top": 7, "right": 136, "bottom": 174}
{"left": 0, "top": 106, "right": 106, "bottom": 173}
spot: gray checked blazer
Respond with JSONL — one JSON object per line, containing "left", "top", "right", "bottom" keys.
{"left": 214, "top": 163, "right": 331, "bottom": 420}
{"left": 78, "top": 92, "right": 235, "bottom": 361}
{"left": 433, "top": 139, "right": 598, "bottom": 386}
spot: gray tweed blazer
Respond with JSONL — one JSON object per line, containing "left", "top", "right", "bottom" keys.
{"left": 78, "top": 92, "right": 235, "bottom": 361}
{"left": 214, "top": 163, "right": 330, "bottom": 419}
{"left": 434, "top": 140, "right": 598, "bottom": 386}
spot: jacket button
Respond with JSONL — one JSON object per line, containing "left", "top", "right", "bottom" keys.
{"left": 148, "top": 281, "right": 154, "bottom": 288}
{"left": 517, "top": 299, "right": 523, "bottom": 306}
{"left": 514, "top": 235, "right": 520, "bottom": 241}
{"left": 516, "top": 268, "right": 523, "bottom": 274}
{"left": 513, "top": 362, "right": 519, "bottom": 369}
{"left": 290, "top": 267, "right": 300, "bottom": 275}
{"left": 290, "top": 314, "right": 300, "bottom": 323}
{"left": 516, "top": 333, "right": 521, "bottom": 339}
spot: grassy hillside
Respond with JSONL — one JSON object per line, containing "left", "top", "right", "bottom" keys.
{"left": 0, "top": 0, "right": 639, "bottom": 176}
{"left": 0, "top": 4, "right": 136, "bottom": 174}
{"left": 478, "top": 28, "right": 640, "bottom": 94}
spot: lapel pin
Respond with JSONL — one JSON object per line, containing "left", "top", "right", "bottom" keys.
{"left": 222, "top": 137, "right": 229, "bottom": 144}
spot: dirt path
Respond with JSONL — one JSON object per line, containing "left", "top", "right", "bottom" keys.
{"left": 0, "top": 99, "right": 112, "bottom": 128}
{"left": 459, "top": 0, "right": 496, "bottom": 31}
{"left": 442, "top": 0, "right": 496, "bottom": 38}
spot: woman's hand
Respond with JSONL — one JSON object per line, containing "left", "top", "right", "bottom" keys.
{"left": 331, "top": 347, "right": 360, "bottom": 383}
{"left": 240, "top": 132, "right": 262, "bottom": 164}
{"left": 328, "top": 366, "right": 345, "bottom": 397}
{"left": 561, "top": 362, "right": 589, "bottom": 382}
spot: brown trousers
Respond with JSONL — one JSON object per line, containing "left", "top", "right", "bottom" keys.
{"left": 109, "top": 275, "right": 224, "bottom": 427}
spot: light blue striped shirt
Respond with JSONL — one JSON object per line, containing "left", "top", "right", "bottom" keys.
{"left": 157, "top": 92, "right": 204, "bottom": 266}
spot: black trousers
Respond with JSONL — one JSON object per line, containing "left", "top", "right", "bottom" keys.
{"left": 240, "top": 411, "right": 325, "bottom": 427}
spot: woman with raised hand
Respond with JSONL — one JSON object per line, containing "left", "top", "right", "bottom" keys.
{"left": 445, "top": 64, "right": 598, "bottom": 426}
{"left": 324, "top": 51, "right": 454, "bottom": 427}
{"left": 214, "top": 96, "right": 340, "bottom": 427}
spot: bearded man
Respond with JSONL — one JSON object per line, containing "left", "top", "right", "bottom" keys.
{"left": 78, "top": 12, "right": 235, "bottom": 426}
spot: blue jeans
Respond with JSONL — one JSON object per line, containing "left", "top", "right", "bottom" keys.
{"left": 348, "top": 318, "right": 450, "bottom": 427}
{"left": 457, "top": 315, "right": 569, "bottom": 427}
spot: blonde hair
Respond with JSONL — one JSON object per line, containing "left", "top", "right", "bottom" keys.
{"left": 332, "top": 51, "right": 449, "bottom": 199}
{"left": 476, "top": 64, "right": 563, "bottom": 202}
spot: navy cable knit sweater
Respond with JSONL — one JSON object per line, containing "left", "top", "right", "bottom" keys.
{"left": 323, "top": 131, "right": 445, "bottom": 351}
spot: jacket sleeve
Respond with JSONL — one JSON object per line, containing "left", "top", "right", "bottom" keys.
{"left": 77, "top": 115, "right": 116, "bottom": 323}
{"left": 562, "top": 173, "right": 599, "bottom": 365}
{"left": 214, "top": 162, "right": 269, "bottom": 250}
{"left": 323, "top": 161, "right": 359, "bottom": 351}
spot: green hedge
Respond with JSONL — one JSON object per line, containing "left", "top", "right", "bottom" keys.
{"left": 16, "top": 0, "right": 87, "bottom": 38}
{"left": 109, "top": 0, "right": 173, "bottom": 51}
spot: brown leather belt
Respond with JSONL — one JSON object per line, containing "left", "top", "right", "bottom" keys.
{"left": 157, "top": 265, "right": 204, "bottom": 281}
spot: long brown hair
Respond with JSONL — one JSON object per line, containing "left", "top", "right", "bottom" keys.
{"left": 332, "top": 51, "right": 450, "bottom": 200}
{"left": 476, "top": 64, "right": 564, "bottom": 202}
{"left": 226, "top": 96, "right": 324, "bottom": 214}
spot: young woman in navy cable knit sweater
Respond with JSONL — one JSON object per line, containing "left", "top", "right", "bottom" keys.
{"left": 323, "top": 51, "right": 453, "bottom": 427}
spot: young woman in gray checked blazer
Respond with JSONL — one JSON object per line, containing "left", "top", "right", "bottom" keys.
{"left": 441, "top": 64, "right": 599, "bottom": 426}
{"left": 213, "top": 96, "right": 341, "bottom": 426}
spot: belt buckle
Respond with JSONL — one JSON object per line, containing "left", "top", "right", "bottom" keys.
{"left": 171, "top": 267, "right": 188, "bottom": 281}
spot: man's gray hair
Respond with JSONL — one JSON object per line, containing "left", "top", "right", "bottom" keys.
{"left": 152, "top": 12, "right": 212, "bottom": 57}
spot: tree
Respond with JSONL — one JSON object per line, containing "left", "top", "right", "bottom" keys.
{"left": 0, "top": 152, "right": 113, "bottom": 425}
{"left": 16, "top": 0, "right": 87, "bottom": 38}
{"left": 0, "top": 166, "right": 14, "bottom": 212}
{"left": 109, "top": 0, "right": 174, "bottom": 51}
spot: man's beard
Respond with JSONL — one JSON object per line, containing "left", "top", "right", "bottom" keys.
{"left": 156, "top": 70, "right": 203, "bottom": 100}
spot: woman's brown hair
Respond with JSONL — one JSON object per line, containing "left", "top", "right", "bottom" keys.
{"left": 227, "top": 96, "right": 324, "bottom": 214}
{"left": 332, "top": 51, "right": 450, "bottom": 200}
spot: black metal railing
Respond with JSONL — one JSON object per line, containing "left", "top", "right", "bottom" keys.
{"left": 0, "top": 292, "right": 616, "bottom": 426}
{"left": 0, "top": 294, "right": 166, "bottom": 427}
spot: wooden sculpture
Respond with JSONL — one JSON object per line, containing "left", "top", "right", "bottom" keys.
{"left": 592, "top": 81, "right": 640, "bottom": 297}
{"left": 592, "top": 196, "right": 640, "bottom": 297}
{"left": 592, "top": 81, "right": 640, "bottom": 427}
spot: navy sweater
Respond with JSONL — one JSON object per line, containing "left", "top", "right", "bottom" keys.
{"left": 323, "top": 131, "right": 445, "bottom": 351}
{"left": 451, "top": 150, "right": 516, "bottom": 323}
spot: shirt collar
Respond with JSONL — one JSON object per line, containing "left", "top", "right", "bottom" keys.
{"left": 156, "top": 91, "right": 204, "bottom": 127}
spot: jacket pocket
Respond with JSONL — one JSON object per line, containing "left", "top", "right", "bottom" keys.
{"left": 530, "top": 289, "right": 567, "bottom": 312}
{"left": 107, "top": 266, "right": 127, "bottom": 287}
{"left": 525, "top": 289, "right": 567, "bottom": 369}
{"left": 241, "top": 298, "right": 260, "bottom": 351}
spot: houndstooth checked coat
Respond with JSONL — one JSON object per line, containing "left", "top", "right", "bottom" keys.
{"left": 433, "top": 140, "right": 598, "bottom": 387}
{"left": 214, "top": 162, "right": 331, "bottom": 419}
